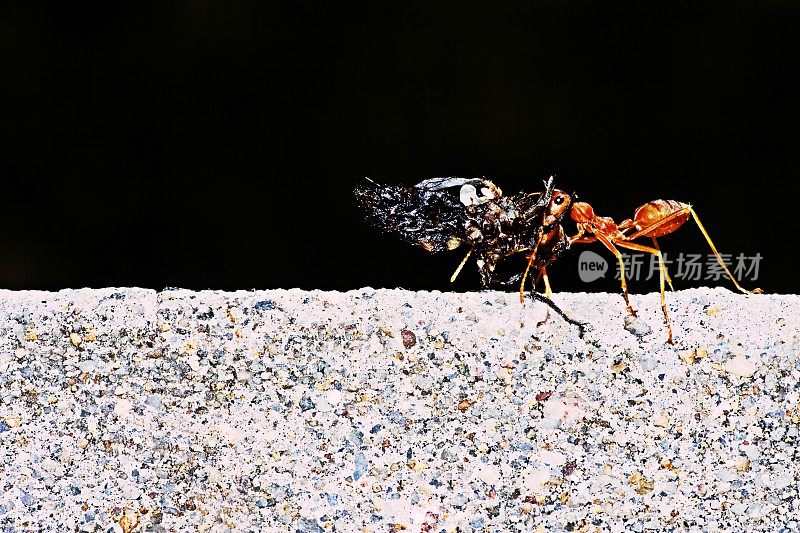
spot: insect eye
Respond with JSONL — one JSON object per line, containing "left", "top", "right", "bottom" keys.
{"left": 554, "top": 195, "right": 565, "bottom": 205}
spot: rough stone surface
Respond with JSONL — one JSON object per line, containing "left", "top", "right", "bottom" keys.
{"left": 0, "top": 287, "right": 798, "bottom": 532}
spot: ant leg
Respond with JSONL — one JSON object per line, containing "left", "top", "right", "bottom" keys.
{"left": 593, "top": 233, "right": 637, "bottom": 316}
{"left": 519, "top": 239, "right": 542, "bottom": 303}
{"left": 626, "top": 207, "right": 761, "bottom": 294}
{"left": 569, "top": 236, "right": 597, "bottom": 246}
{"left": 573, "top": 234, "right": 636, "bottom": 314}
{"left": 450, "top": 249, "right": 473, "bottom": 283}
{"left": 536, "top": 268, "right": 552, "bottom": 299}
{"left": 686, "top": 208, "right": 762, "bottom": 294}
{"left": 650, "top": 237, "right": 675, "bottom": 291}
{"left": 616, "top": 241, "right": 673, "bottom": 344}
{"left": 519, "top": 256, "right": 533, "bottom": 303}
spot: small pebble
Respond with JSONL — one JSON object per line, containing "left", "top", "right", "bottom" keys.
{"left": 401, "top": 329, "right": 416, "bottom": 349}
{"left": 121, "top": 486, "right": 142, "bottom": 500}
{"left": 145, "top": 395, "right": 162, "bottom": 408}
{"left": 653, "top": 412, "right": 670, "bottom": 427}
{"left": 724, "top": 355, "right": 758, "bottom": 378}
{"left": 623, "top": 315, "right": 652, "bottom": 338}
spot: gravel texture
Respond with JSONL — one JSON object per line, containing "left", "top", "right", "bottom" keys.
{"left": 0, "top": 287, "right": 798, "bottom": 532}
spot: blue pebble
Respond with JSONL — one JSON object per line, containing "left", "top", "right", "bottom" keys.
{"left": 470, "top": 516, "right": 485, "bottom": 529}
{"left": 299, "top": 396, "right": 316, "bottom": 412}
{"left": 325, "top": 493, "right": 339, "bottom": 506}
{"left": 353, "top": 456, "right": 368, "bottom": 480}
{"left": 70, "top": 486, "right": 81, "bottom": 496}
{"left": 253, "top": 300, "right": 275, "bottom": 311}
{"left": 145, "top": 396, "right": 162, "bottom": 408}
{"left": 370, "top": 424, "right": 382, "bottom": 434}
{"left": 20, "top": 492, "right": 33, "bottom": 506}
{"left": 0, "top": 422, "right": 8, "bottom": 433}
{"left": 297, "top": 518, "right": 325, "bottom": 533}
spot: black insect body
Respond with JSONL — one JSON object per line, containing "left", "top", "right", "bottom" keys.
{"left": 354, "top": 176, "right": 571, "bottom": 287}
{"left": 355, "top": 176, "right": 586, "bottom": 333}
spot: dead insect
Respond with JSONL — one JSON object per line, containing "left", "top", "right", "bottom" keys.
{"left": 354, "top": 176, "right": 585, "bottom": 332}
{"left": 570, "top": 198, "right": 763, "bottom": 343}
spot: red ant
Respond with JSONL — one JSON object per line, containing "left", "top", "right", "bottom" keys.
{"left": 560, "top": 199, "right": 761, "bottom": 343}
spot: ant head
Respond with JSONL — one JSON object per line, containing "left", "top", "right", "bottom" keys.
{"left": 570, "top": 201, "right": 595, "bottom": 224}
{"left": 545, "top": 189, "right": 573, "bottom": 225}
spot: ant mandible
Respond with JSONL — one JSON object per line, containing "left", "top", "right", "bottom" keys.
{"left": 568, "top": 198, "right": 762, "bottom": 344}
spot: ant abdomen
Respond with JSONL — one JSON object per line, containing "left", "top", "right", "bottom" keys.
{"left": 632, "top": 200, "right": 691, "bottom": 237}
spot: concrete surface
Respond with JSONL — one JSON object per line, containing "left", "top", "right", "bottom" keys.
{"left": 0, "top": 288, "right": 798, "bottom": 532}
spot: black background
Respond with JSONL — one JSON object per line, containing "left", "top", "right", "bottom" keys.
{"left": 2, "top": 2, "right": 797, "bottom": 293}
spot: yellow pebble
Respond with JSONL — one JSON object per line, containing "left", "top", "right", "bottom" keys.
{"left": 69, "top": 333, "right": 82, "bottom": 347}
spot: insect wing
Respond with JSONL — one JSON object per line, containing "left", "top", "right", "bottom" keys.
{"left": 413, "top": 177, "right": 486, "bottom": 191}
{"left": 354, "top": 179, "right": 468, "bottom": 253}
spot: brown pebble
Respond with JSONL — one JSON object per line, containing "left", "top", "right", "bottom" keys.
{"left": 535, "top": 391, "right": 552, "bottom": 402}
{"left": 401, "top": 329, "right": 416, "bottom": 348}
{"left": 119, "top": 508, "right": 139, "bottom": 533}
{"left": 611, "top": 360, "right": 628, "bottom": 373}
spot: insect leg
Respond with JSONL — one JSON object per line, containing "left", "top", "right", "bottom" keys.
{"left": 592, "top": 233, "right": 637, "bottom": 317}
{"left": 476, "top": 255, "right": 496, "bottom": 289}
{"left": 685, "top": 208, "right": 762, "bottom": 294}
{"left": 615, "top": 240, "right": 673, "bottom": 344}
{"left": 528, "top": 291, "right": 588, "bottom": 337}
{"left": 650, "top": 237, "right": 675, "bottom": 291}
{"left": 450, "top": 249, "right": 473, "bottom": 283}
{"left": 625, "top": 207, "right": 761, "bottom": 294}
{"left": 488, "top": 273, "right": 523, "bottom": 287}
{"left": 519, "top": 239, "right": 542, "bottom": 303}
{"left": 536, "top": 267, "right": 552, "bottom": 299}
{"left": 569, "top": 236, "right": 597, "bottom": 246}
